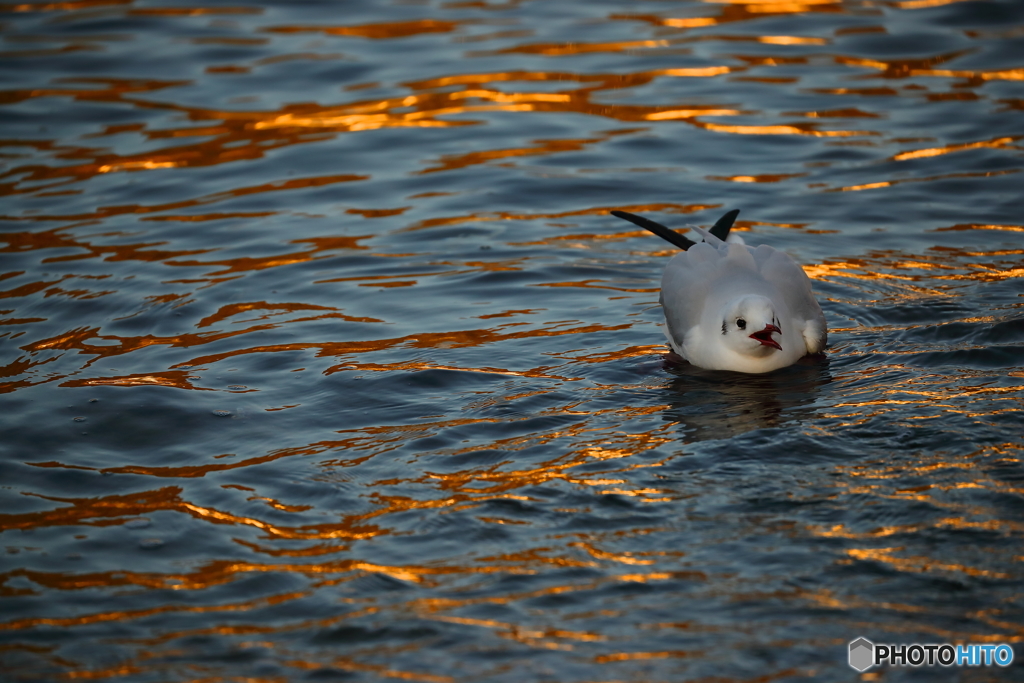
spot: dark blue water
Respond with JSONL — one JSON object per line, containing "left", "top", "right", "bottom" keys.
{"left": 1, "top": 1, "right": 1023, "bottom": 681}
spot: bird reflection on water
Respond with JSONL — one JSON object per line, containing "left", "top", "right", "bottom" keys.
{"left": 661, "top": 354, "right": 832, "bottom": 441}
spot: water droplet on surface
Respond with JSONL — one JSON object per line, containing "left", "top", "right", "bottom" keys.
{"left": 88, "top": 398, "right": 99, "bottom": 403}
{"left": 139, "top": 538, "right": 164, "bottom": 550}
{"left": 73, "top": 417, "right": 86, "bottom": 422}
{"left": 227, "top": 385, "right": 247, "bottom": 390}
{"left": 125, "top": 518, "right": 150, "bottom": 529}
{"left": 178, "top": 365, "right": 192, "bottom": 370}
{"left": 212, "top": 409, "right": 232, "bottom": 417}
{"left": 188, "top": 376, "right": 201, "bottom": 380}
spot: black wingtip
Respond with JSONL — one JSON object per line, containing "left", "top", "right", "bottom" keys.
{"left": 609, "top": 210, "right": 696, "bottom": 250}
{"left": 709, "top": 209, "right": 739, "bottom": 242}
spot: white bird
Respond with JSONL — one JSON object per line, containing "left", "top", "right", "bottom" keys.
{"left": 611, "top": 209, "right": 827, "bottom": 373}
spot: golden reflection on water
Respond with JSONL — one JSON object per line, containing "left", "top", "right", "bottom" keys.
{"left": 0, "top": 57, "right": 899, "bottom": 206}
{"left": 2, "top": 1, "right": 1023, "bottom": 680}
{"left": 264, "top": 19, "right": 468, "bottom": 41}
{"left": 890, "top": 135, "right": 1023, "bottom": 161}
{"left": 6, "top": 7, "right": 1018, "bottom": 216}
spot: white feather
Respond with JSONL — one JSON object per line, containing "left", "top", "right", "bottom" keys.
{"left": 659, "top": 232, "right": 827, "bottom": 373}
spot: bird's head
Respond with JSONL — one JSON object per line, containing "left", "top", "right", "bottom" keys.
{"left": 721, "top": 295, "right": 782, "bottom": 356}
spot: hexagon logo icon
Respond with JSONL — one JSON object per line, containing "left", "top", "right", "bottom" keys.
{"left": 849, "top": 637, "right": 874, "bottom": 672}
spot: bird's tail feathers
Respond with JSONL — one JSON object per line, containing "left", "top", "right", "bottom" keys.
{"left": 686, "top": 224, "right": 726, "bottom": 247}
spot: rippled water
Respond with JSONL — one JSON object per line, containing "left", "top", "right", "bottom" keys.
{"left": 2, "top": 1, "right": 1023, "bottom": 681}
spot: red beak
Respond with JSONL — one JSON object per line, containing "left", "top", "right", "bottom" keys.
{"left": 749, "top": 323, "right": 782, "bottom": 350}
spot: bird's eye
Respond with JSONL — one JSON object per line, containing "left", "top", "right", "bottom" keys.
{"left": 736, "top": 318, "right": 746, "bottom": 330}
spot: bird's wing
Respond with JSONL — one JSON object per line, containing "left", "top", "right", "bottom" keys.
{"left": 709, "top": 209, "right": 740, "bottom": 242}
{"left": 610, "top": 211, "right": 695, "bottom": 250}
{"left": 610, "top": 209, "right": 739, "bottom": 250}
{"left": 686, "top": 224, "right": 725, "bottom": 248}
{"left": 660, "top": 242, "right": 723, "bottom": 350}
{"left": 753, "top": 245, "right": 827, "bottom": 353}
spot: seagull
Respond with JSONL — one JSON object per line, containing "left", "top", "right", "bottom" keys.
{"left": 611, "top": 209, "right": 827, "bottom": 373}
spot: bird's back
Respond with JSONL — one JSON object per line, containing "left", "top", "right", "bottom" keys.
{"left": 660, "top": 239, "right": 826, "bottom": 370}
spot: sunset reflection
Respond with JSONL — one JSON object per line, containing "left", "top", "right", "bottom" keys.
{"left": 0, "top": 56, "right": 899, "bottom": 208}
{"left": 2, "top": 0, "right": 1022, "bottom": 680}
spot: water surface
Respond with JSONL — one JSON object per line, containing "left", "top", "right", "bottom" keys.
{"left": 1, "top": 0, "right": 1023, "bottom": 681}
